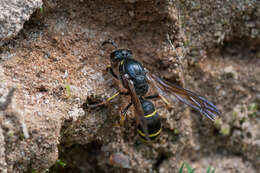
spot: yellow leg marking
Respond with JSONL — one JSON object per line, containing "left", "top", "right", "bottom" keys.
{"left": 106, "top": 92, "right": 120, "bottom": 102}
{"left": 144, "top": 110, "right": 157, "bottom": 118}
{"left": 90, "top": 92, "right": 119, "bottom": 108}
{"left": 160, "top": 95, "right": 170, "bottom": 105}
{"left": 119, "top": 114, "right": 126, "bottom": 126}
{"left": 112, "top": 122, "right": 120, "bottom": 127}
{"left": 137, "top": 128, "right": 162, "bottom": 138}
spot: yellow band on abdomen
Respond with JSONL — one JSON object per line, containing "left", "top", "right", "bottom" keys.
{"left": 144, "top": 110, "right": 157, "bottom": 118}
{"left": 137, "top": 128, "right": 161, "bottom": 138}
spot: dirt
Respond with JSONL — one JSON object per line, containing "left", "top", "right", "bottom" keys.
{"left": 0, "top": 0, "right": 259, "bottom": 172}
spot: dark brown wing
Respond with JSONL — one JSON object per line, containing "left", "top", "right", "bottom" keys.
{"left": 121, "top": 74, "right": 150, "bottom": 141}
{"left": 146, "top": 71, "right": 220, "bottom": 120}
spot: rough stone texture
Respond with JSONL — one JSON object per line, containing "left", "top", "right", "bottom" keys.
{"left": 0, "top": 68, "right": 61, "bottom": 172}
{"left": 0, "top": 0, "right": 43, "bottom": 44}
{"left": 176, "top": 0, "right": 260, "bottom": 53}
{"left": 0, "top": 0, "right": 259, "bottom": 172}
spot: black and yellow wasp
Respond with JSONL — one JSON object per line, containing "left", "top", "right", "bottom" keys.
{"left": 89, "top": 40, "right": 220, "bottom": 141}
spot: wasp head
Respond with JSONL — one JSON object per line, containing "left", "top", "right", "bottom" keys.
{"left": 110, "top": 49, "right": 133, "bottom": 62}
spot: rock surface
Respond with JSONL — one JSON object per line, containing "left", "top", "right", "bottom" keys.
{"left": 0, "top": 0, "right": 43, "bottom": 44}
{"left": 0, "top": 0, "right": 259, "bottom": 172}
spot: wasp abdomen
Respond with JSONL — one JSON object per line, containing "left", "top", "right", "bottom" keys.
{"left": 137, "top": 99, "right": 161, "bottom": 141}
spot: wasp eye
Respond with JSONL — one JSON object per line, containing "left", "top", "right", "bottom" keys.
{"left": 124, "top": 50, "right": 132, "bottom": 58}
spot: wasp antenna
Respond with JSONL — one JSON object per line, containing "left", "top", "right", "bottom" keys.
{"left": 102, "top": 39, "right": 118, "bottom": 49}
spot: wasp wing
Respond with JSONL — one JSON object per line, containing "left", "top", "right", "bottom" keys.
{"left": 121, "top": 74, "right": 150, "bottom": 141}
{"left": 146, "top": 72, "right": 220, "bottom": 120}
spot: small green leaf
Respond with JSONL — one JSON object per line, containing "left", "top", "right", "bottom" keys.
{"left": 65, "top": 84, "right": 71, "bottom": 99}
{"left": 191, "top": 169, "right": 196, "bottom": 173}
{"left": 207, "top": 167, "right": 216, "bottom": 173}
{"left": 220, "top": 126, "right": 230, "bottom": 136}
{"left": 56, "top": 159, "right": 66, "bottom": 168}
{"left": 178, "top": 163, "right": 185, "bottom": 173}
{"left": 206, "top": 167, "right": 211, "bottom": 173}
{"left": 248, "top": 103, "right": 258, "bottom": 112}
{"left": 174, "top": 129, "right": 179, "bottom": 135}
{"left": 40, "top": 7, "right": 44, "bottom": 13}
{"left": 185, "top": 163, "right": 196, "bottom": 173}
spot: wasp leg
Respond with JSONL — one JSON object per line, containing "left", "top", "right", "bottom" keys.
{"left": 106, "top": 66, "right": 119, "bottom": 79}
{"left": 120, "top": 102, "right": 133, "bottom": 126}
{"left": 160, "top": 96, "right": 171, "bottom": 106}
{"left": 88, "top": 92, "right": 120, "bottom": 108}
{"left": 102, "top": 39, "right": 118, "bottom": 49}
{"left": 145, "top": 94, "right": 170, "bottom": 106}
{"left": 88, "top": 92, "right": 129, "bottom": 108}
{"left": 145, "top": 94, "right": 159, "bottom": 100}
